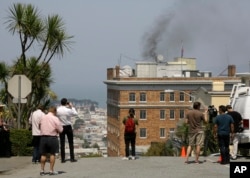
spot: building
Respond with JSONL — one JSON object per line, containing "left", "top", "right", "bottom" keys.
{"left": 104, "top": 58, "right": 241, "bottom": 157}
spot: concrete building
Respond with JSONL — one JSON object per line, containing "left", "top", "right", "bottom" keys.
{"left": 104, "top": 58, "right": 241, "bottom": 157}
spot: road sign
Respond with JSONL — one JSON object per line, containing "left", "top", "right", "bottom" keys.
{"left": 8, "top": 75, "right": 32, "bottom": 98}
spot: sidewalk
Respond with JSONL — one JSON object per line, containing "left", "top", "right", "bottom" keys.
{"left": 0, "top": 155, "right": 229, "bottom": 178}
{"left": 0, "top": 156, "right": 31, "bottom": 173}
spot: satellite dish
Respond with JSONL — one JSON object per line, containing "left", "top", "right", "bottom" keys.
{"left": 156, "top": 54, "right": 164, "bottom": 62}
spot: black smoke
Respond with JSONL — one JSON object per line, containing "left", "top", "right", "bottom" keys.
{"left": 142, "top": 0, "right": 250, "bottom": 75}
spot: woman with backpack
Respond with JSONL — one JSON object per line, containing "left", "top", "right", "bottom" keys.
{"left": 122, "top": 108, "right": 138, "bottom": 160}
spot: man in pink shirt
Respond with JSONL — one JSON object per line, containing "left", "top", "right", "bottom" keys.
{"left": 39, "top": 106, "right": 63, "bottom": 176}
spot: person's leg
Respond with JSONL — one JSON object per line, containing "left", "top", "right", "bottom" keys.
{"left": 131, "top": 134, "right": 136, "bottom": 157}
{"left": 232, "top": 134, "right": 239, "bottom": 159}
{"left": 40, "top": 155, "right": 47, "bottom": 172}
{"left": 186, "top": 133, "right": 194, "bottom": 162}
{"left": 224, "top": 135, "right": 230, "bottom": 163}
{"left": 218, "top": 135, "right": 227, "bottom": 164}
{"left": 66, "top": 126, "right": 75, "bottom": 161}
{"left": 59, "top": 129, "right": 66, "bottom": 162}
{"left": 195, "top": 132, "right": 204, "bottom": 162}
{"left": 195, "top": 145, "right": 201, "bottom": 162}
{"left": 124, "top": 135, "right": 130, "bottom": 157}
{"left": 49, "top": 154, "right": 56, "bottom": 172}
{"left": 39, "top": 137, "right": 46, "bottom": 175}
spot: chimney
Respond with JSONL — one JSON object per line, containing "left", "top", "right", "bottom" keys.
{"left": 115, "top": 65, "right": 120, "bottom": 78}
{"left": 228, "top": 65, "right": 236, "bottom": 77}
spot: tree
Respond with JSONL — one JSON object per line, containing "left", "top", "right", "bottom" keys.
{"left": 1, "top": 3, "right": 73, "bottom": 128}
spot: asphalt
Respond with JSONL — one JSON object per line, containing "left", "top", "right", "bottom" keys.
{"left": 0, "top": 155, "right": 233, "bottom": 178}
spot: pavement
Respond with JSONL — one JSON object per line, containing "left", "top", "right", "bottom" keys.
{"left": 0, "top": 155, "right": 236, "bottom": 178}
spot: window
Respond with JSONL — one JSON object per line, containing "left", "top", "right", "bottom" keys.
{"left": 160, "top": 92, "right": 165, "bottom": 102}
{"left": 170, "top": 92, "right": 175, "bottom": 101}
{"left": 140, "top": 110, "right": 146, "bottom": 119}
{"left": 180, "top": 109, "right": 185, "bottom": 119}
{"left": 160, "top": 110, "right": 165, "bottom": 120}
{"left": 180, "top": 92, "right": 184, "bottom": 101}
{"left": 129, "top": 93, "right": 135, "bottom": 102}
{"left": 189, "top": 94, "right": 192, "bottom": 102}
{"left": 170, "top": 110, "right": 175, "bottom": 120}
{"left": 160, "top": 128, "right": 166, "bottom": 138}
{"left": 169, "top": 128, "right": 175, "bottom": 137}
{"left": 140, "top": 128, "right": 147, "bottom": 138}
{"left": 140, "top": 92, "right": 146, "bottom": 102}
{"left": 169, "top": 128, "right": 175, "bottom": 132}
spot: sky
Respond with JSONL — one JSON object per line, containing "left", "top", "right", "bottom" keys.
{"left": 1, "top": 0, "right": 250, "bottom": 108}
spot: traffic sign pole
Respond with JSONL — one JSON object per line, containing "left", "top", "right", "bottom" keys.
{"left": 18, "top": 76, "right": 21, "bottom": 129}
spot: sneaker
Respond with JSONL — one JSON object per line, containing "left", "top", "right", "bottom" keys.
{"left": 131, "top": 156, "right": 136, "bottom": 160}
{"left": 122, "top": 157, "right": 129, "bottom": 160}
{"left": 49, "top": 171, "right": 58, "bottom": 175}
{"left": 230, "top": 156, "right": 237, "bottom": 160}
{"left": 70, "top": 159, "right": 77, "bottom": 162}
{"left": 40, "top": 171, "right": 45, "bottom": 176}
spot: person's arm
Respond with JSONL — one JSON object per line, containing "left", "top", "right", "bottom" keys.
{"left": 55, "top": 117, "right": 63, "bottom": 133}
{"left": 230, "top": 123, "right": 234, "bottom": 134}
{"left": 203, "top": 109, "right": 208, "bottom": 123}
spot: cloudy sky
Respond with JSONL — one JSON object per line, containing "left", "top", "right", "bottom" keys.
{"left": 1, "top": 0, "right": 250, "bottom": 108}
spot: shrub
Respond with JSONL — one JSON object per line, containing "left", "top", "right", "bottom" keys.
{"left": 10, "top": 129, "right": 33, "bottom": 156}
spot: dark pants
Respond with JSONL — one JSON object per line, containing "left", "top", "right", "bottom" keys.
{"left": 0, "top": 129, "right": 11, "bottom": 157}
{"left": 59, "top": 125, "right": 74, "bottom": 161}
{"left": 217, "top": 134, "right": 230, "bottom": 164}
{"left": 32, "top": 136, "right": 41, "bottom": 162}
{"left": 124, "top": 133, "right": 136, "bottom": 157}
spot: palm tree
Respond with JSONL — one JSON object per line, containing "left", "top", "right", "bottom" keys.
{"left": 0, "top": 62, "right": 10, "bottom": 104}
{"left": 2, "top": 3, "right": 73, "bottom": 128}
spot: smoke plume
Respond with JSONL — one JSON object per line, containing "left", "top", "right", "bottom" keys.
{"left": 142, "top": 0, "right": 250, "bottom": 74}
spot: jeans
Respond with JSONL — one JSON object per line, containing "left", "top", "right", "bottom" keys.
{"left": 218, "top": 134, "right": 230, "bottom": 163}
{"left": 124, "top": 133, "right": 136, "bottom": 157}
{"left": 32, "top": 136, "right": 41, "bottom": 162}
{"left": 59, "top": 125, "right": 75, "bottom": 161}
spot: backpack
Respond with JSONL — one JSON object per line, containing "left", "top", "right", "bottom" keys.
{"left": 125, "top": 117, "right": 135, "bottom": 133}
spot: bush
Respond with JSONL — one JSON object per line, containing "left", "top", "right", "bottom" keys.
{"left": 10, "top": 129, "right": 33, "bottom": 156}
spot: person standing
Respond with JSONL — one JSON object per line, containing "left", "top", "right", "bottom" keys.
{"left": 185, "top": 101, "right": 208, "bottom": 164}
{"left": 226, "top": 105, "right": 242, "bottom": 160}
{"left": 57, "top": 98, "right": 78, "bottom": 163}
{"left": 213, "top": 105, "right": 234, "bottom": 165}
{"left": 122, "top": 108, "right": 138, "bottom": 160}
{"left": 29, "top": 105, "right": 45, "bottom": 164}
{"left": 39, "top": 106, "right": 63, "bottom": 176}
{"left": 0, "top": 119, "right": 11, "bottom": 157}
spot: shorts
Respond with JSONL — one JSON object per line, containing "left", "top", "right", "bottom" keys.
{"left": 188, "top": 132, "right": 204, "bottom": 146}
{"left": 39, "top": 136, "right": 59, "bottom": 155}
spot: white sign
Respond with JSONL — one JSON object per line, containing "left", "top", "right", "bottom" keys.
{"left": 8, "top": 75, "right": 32, "bottom": 98}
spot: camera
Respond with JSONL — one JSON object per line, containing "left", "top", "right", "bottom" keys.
{"left": 208, "top": 105, "right": 218, "bottom": 123}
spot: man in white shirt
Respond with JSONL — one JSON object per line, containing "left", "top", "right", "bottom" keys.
{"left": 29, "top": 105, "right": 45, "bottom": 163}
{"left": 56, "top": 98, "right": 78, "bottom": 163}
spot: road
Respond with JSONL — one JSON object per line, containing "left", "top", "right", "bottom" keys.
{"left": 1, "top": 155, "right": 248, "bottom": 178}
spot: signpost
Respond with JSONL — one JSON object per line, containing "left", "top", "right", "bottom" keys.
{"left": 8, "top": 75, "right": 32, "bottom": 129}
